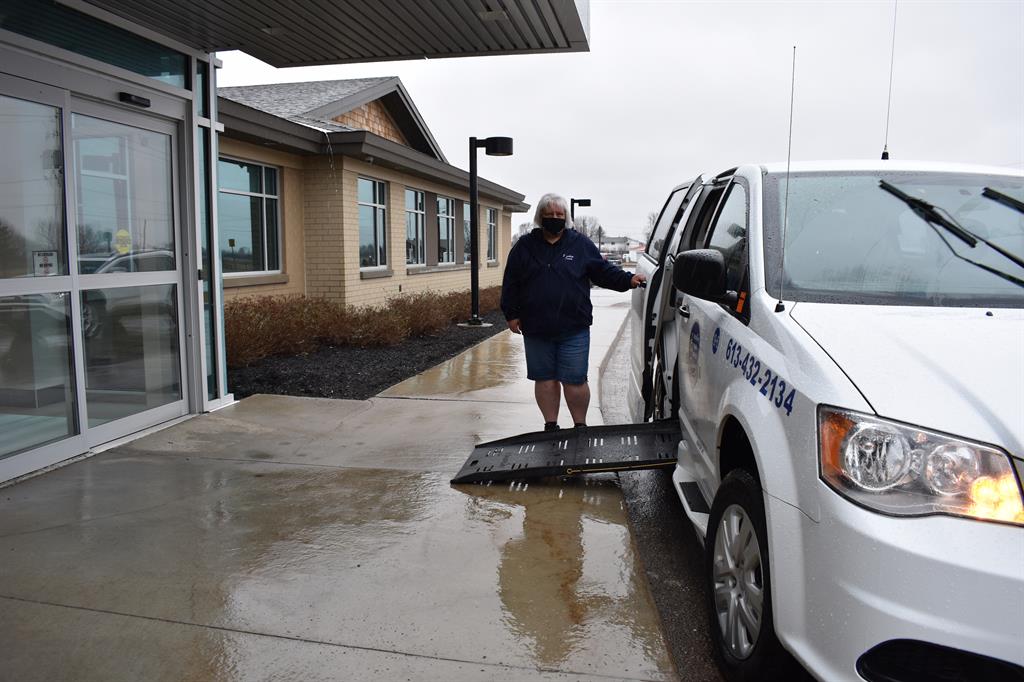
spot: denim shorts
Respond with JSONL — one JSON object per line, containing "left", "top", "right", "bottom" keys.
{"left": 523, "top": 327, "right": 590, "bottom": 384}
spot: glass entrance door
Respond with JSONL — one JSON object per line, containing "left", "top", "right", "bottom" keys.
{"left": 0, "top": 74, "right": 189, "bottom": 482}
{"left": 0, "top": 81, "right": 79, "bottom": 469}
{"left": 71, "top": 104, "right": 187, "bottom": 445}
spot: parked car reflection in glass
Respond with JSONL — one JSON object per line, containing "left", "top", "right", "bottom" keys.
{"left": 81, "top": 249, "right": 176, "bottom": 340}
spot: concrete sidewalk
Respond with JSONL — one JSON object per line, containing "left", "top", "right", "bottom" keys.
{"left": 0, "top": 289, "right": 675, "bottom": 681}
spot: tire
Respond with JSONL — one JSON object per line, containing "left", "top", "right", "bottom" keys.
{"left": 652, "top": 359, "right": 678, "bottom": 421}
{"left": 705, "top": 468, "right": 793, "bottom": 681}
{"left": 651, "top": 360, "right": 667, "bottom": 419}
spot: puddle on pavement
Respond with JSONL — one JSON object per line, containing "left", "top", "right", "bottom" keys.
{"left": 2, "top": 457, "right": 672, "bottom": 679}
{"left": 384, "top": 332, "right": 527, "bottom": 397}
{"left": 223, "top": 468, "right": 672, "bottom": 677}
{"left": 453, "top": 475, "right": 672, "bottom": 675}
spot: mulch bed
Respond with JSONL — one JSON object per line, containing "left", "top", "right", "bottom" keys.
{"left": 227, "top": 310, "right": 507, "bottom": 400}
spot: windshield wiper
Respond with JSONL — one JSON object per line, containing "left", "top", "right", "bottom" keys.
{"left": 879, "top": 180, "right": 1024, "bottom": 271}
{"left": 982, "top": 186, "right": 1024, "bottom": 214}
{"left": 879, "top": 180, "right": 976, "bottom": 246}
{"left": 877, "top": 180, "right": 1024, "bottom": 290}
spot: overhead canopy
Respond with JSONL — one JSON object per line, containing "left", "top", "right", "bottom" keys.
{"left": 82, "top": 0, "right": 590, "bottom": 67}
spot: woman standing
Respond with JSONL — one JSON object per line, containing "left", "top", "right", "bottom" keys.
{"left": 501, "top": 193, "right": 645, "bottom": 431}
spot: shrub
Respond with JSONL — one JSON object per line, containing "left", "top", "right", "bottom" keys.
{"left": 224, "top": 285, "right": 505, "bottom": 367}
{"left": 387, "top": 292, "right": 452, "bottom": 336}
{"left": 224, "top": 295, "right": 330, "bottom": 367}
{"left": 328, "top": 304, "right": 412, "bottom": 347}
{"left": 479, "top": 285, "right": 502, "bottom": 314}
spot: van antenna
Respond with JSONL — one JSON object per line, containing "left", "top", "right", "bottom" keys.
{"left": 882, "top": 0, "right": 898, "bottom": 160}
{"left": 776, "top": 45, "right": 796, "bottom": 314}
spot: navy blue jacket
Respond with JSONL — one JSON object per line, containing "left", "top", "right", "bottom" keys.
{"left": 501, "top": 228, "right": 634, "bottom": 337}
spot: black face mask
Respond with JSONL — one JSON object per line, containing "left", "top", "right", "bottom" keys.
{"left": 541, "top": 217, "right": 565, "bottom": 234}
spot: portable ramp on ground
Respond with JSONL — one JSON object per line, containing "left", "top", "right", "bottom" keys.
{"left": 450, "top": 420, "right": 681, "bottom": 484}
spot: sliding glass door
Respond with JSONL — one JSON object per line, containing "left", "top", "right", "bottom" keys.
{"left": 71, "top": 107, "right": 186, "bottom": 444}
{"left": 0, "top": 74, "right": 188, "bottom": 476}
{"left": 0, "top": 86, "right": 78, "bottom": 461}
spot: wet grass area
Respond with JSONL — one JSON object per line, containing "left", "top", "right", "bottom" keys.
{"left": 228, "top": 310, "right": 507, "bottom": 400}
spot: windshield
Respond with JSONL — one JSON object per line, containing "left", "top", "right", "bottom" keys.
{"left": 763, "top": 171, "right": 1024, "bottom": 307}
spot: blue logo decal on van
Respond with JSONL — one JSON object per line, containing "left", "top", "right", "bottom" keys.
{"left": 688, "top": 322, "right": 701, "bottom": 381}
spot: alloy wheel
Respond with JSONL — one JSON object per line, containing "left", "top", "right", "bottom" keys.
{"left": 712, "top": 503, "right": 764, "bottom": 660}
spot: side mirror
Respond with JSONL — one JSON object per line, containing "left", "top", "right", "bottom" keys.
{"left": 673, "top": 249, "right": 731, "bottom": 302}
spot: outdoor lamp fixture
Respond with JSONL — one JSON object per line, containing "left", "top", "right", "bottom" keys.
{"left": 463, "top": 135, "right": 514, "bottom": 326}
{"left": 570, "top": 197, "right": 591, "bottom": 221}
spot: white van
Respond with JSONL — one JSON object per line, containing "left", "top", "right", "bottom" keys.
{"left": 628, "top": 161, "right": 1024, "bottom": 681}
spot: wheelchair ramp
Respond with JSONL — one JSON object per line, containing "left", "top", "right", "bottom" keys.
{"left": 451, "top": 420, "right": 680, "bottom": 484}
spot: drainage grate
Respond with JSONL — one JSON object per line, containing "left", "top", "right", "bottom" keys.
{"left": 451, "top": 420, "right": 681, "bottom": 484}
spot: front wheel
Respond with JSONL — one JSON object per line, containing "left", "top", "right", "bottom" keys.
{"left": 706, "top": 469, "right": 793, "bottom": 681}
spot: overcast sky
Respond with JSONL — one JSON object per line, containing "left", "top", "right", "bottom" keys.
{"left": 218, "top": 0, "right": 1024, "bottom": 240}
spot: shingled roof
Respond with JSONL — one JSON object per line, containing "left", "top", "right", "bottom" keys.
{"left": 216, "top": 76, "right": 528, "bottom": 211}
{"left": 219, "top": 77, "right": 447, "bottom": 162}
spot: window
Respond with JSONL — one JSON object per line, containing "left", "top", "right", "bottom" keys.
{"left": 0, "top": 94, "right": 66, "bottom": 279}
{"left": 487, "top": 208, "right": 498, "bottom": 261}
{"left": 463, "top": 203, "right": 472, "bottom": 263}
{"left": 646, "top": 187, "right": 689, "bottom": 261}
{"left": 0, "top": 1, "right": 188, "bottom": 89}
{"left": 704, "top": 182, "right": 748, "bottom": 293}
{"left": 358, "top": 177, "right": 388, "bottom": 269}
{"left": 437, "top": 196, "right": 455, "bottom": 264}
{"left": 75, "top": 115, "right": 175, "bottom": 274}
{"left": 218, "top": 158, "right": 279, "bottom": 274}
{"left": 405, "top": 189, "right": 425, "bottom": 265}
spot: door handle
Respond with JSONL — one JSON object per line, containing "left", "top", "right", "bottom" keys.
{"left": 678, "top": 304, "right": 690, "bottom": 319}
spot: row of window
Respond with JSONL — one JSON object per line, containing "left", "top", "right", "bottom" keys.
{"left": 362, "top": 177, "right": 498, "bottom": 270}
{"left": 216, "top": 158, "right": 499, "bottom": 276}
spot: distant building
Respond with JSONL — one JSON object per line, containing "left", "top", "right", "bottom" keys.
{"left": 625, "top": 240, "right": 647, "bottom": 263}
{"left": 601, "top": 236, "right": 631, "bottom": 256}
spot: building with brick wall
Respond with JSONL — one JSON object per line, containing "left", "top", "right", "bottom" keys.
{"left": 0, "top": 1, "right": 587, "bottom": 483}
{"left": 217, "top": 78, "right": 528, "bottom": 308}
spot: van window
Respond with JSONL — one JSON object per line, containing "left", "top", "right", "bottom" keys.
{"left": 704, "top": 182, "right": 749, "bottom": 293}
{"left": 646, "top": 187, "right": 688, "bottom": 261}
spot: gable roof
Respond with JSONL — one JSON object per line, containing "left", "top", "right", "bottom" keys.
{"left": 219, "top": 77, "right": 447, "bottom": 162}
{"left": 217, "top": 97, "right": 528, "bottom": 212}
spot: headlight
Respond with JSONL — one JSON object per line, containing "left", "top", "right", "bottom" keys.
{"left": 819, "top": 406, "right": 1024, "bottom": 526}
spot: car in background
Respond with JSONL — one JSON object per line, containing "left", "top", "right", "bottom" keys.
{"left": 82, "top": 249, "right": 177, "bottom": 339}
{"left": 629, "top": 161, "right": 1024, "bottom": 681}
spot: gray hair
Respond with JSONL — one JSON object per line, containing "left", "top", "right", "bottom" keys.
{"left": 532, "top": 193, "right": 572, "bottom": 229}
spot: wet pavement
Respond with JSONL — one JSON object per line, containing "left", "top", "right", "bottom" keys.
{"left": 0, "top": 289, "right": 681, "bottom": 681}
{"left": 598, "top": 319, "right": 723, "bottom": 682}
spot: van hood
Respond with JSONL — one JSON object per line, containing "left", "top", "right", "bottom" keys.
{"left": 790, "top": 303, "right": 1024, "bottom": 457}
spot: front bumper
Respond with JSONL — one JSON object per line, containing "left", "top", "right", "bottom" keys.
{"left": 766, "top": 484, "right": 1024, "bottom": 681}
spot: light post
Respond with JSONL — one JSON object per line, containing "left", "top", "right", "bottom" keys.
{"left": 570, "top": 197, "right": 591, "bottom": 222}
{"left": 462, "top": 135, "right": 513, "bottom": 327}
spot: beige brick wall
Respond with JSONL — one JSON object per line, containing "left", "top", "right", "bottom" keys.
{"left": 219, "top": 139, "right": 306, "bottom": 301}
{"left": 339, "top": 157, "right": 510, "bottom": 308}
{"left": 302, "top": 154, "right": 348, "bottom": 300}
{"left": 333, "top": 101, "right": 409, "bottom": 146}
{"left": 215, "top": 137, "right": 513, "bottom": 309}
